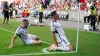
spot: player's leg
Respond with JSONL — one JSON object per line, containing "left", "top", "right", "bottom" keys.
{"left": 41, "top": 12, "right": 43, "bottom": 23}
{"left": 31, "top": 36, "right": 41, "bottom": 45}
{"left": 84, "top": 16, "right": 86, "bottom": 23}
{"left": 56, "top": 46, "right": 69, "bottom": 51}
{"left": 39, "top": 12, "right": 42, "bottom": 23}
{"left": 26, "top": 40, "right": 41, "bottom": 45}
{"left": 3, "top": 14, "right": 6, "bottom": 24}
{"left": 56, "top": 43, "right": 73, "bottom": 51}
{"left": 27, "top": 34, "right": 41, "bottom": 45}
{"left": 55, "top": 36, "right": 73, "bottom": 51}
{"left": 31, "top": 40, "right": 41, "bottom": 45}
{"left": 28, "top": 34, "right": 40, "bottom": 40}
{"left": 6, "top": 15, "right": 9, "bottom": 24}
{"left": 87, "top": 16, "right": 90, "bottom": 23}
{"left": 49, "top": 44, "right": 72, "bottom": 51}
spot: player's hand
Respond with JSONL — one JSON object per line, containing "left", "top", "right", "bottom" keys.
{"left": 53, "top": 43, "right": 57, "bottom": 46}
{"left": 8, "top": 45, "right": 13, "bottom": 48}
{"left": 48, "top": 44, "right": 57, "bottom": 51}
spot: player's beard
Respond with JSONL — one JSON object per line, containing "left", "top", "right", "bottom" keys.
{"left": 25, "top": 26, "right": 28, "bottom": 28}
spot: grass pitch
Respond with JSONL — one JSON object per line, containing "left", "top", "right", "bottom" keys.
{"left": 0, "top": 19, "right": 100, "bottom": 56}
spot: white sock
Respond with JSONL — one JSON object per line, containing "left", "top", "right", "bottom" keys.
{"left": 56, "top": 46, "right": 70, "bottom": 51}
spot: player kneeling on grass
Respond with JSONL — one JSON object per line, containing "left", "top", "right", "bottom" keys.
{"left": 49, "top": 11, "right": 73, "bottom": 51}
{"left": 9, "top": 19, "right": 43, "bottom": 48}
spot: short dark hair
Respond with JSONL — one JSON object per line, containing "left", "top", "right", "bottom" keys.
{"left": 23, "top": 19, "right": 29, "bottom": 22}
{"left": 50, "top": 11, "right": 57, "bottom": 17}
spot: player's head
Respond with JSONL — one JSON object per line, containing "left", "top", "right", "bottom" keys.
{"left": 22, "top": 19, "right": 29, "bottom": 27}
{"left": 50, "top": 11, "right": 58, "bottom": 20}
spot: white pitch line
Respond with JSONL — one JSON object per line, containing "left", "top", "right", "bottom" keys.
{"left": 0, "top": 28, "right": 14, "bottom": 33}
{"left": 0, "top": 28, "right": 76, "bottom": 56}
{"left": 0, "top": 51, "right": 76, "bottom": 56}
{"left": 41, "top": 41, "right": 51, "bottom": 45}
{"left": 0, "top": 28, "right": 51, "bottom": 45}
{"left": 42, "top": 48, "right": 76, "bottom": 53}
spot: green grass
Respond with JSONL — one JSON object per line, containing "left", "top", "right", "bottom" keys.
{"left": 0, "top": 19, "right": 100, "bottom": 56}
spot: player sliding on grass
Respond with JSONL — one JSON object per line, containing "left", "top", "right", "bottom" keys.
{"left": 49, "top": 11, "right": 73, "bottom": 51}
{"left": 9, "top": 19, "right": 43, "bottom": 48}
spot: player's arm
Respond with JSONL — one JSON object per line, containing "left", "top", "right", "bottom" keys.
{"left": 8, "top": 34, "right": 17, "bottom": 48}
{"left": 52, "top": 32, "right": 58, "bottom": 46}
{"left": 51, "top": 23, "right": 58, "bottom": 46}
{"left": 30, "top": 24, "right": 43, "bottom": 27}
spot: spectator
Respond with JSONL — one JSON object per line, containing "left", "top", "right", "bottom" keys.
{"left": 21, "top": 8, "right": 29, "bottom": 17}
{"left": 1, "top": 1, "right": 4, "bottom": 15}
{"left": 90, "top": 1, "right": 97, "bottom": 30}
{"left": 96, "top": 1, "right": 100, "bottom": 25}
{"left": 70, "top": 3, "right": 78, "bottom": 10}
{"left": 25, "top": 8, "right": 29, "bottom": 17}
{"left": 80, "top": 3, "right": 86, "bottom": 10}
{"left": 9, "top": 3, "right": 13, "bottom": 19}
{"left": 21, "top": 10, "right": 27, "bottom": 17}
{"left": 3, "top": 1, "right": 9, "bottom": 24}
{"left": 44, "top": 0, "right": 50, "bottom": 9}
{"left": 84, "top": 8, "right": 91, "bottom": 23}
{"left": 86, "top": 1, "right": 92, "bottom": 13}
{"left": 57, "top": 1, "right": 62, "bottom": 10}
{"left": 39, "top": 1, "right": 45, "bottom": 23}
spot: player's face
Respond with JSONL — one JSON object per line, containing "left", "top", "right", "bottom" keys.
{"left": 54, "top": 13, "right": 58, "bottom": 20}
{"left": 23, "top": 21, "right": 29, "bottom": 27}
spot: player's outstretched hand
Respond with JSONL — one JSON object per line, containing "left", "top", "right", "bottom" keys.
{"left": 8, "top": 45, "right": 13, "bottom": 48}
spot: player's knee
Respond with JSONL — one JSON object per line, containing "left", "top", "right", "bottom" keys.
{"left": 37, "top": 41, "right": 41, "bottom": 44}
{"left": 35, "top": 37, "right": 40, "bottom": 41}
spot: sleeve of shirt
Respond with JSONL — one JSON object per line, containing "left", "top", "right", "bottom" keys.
{"left": 15, "top": 29, "right": 22, "bottom": 36}
{"left": 51, "top": 22, "right": 56, "bottom": 32}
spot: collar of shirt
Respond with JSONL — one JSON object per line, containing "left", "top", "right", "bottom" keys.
{"left": 20, "top": 26, "right": 27, "bottom": 29}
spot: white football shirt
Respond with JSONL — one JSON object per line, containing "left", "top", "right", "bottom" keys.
{"left": 51, "top": 21, "right": 70, "bottom": 45}
{"left": 51, "top": 21, "right": 65, "bottom": 36}
{"left": 15, "top": 24, "right": 30, "bottom": 44}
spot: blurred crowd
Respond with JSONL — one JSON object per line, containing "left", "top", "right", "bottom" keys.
{"left": 83, "top": 0, "right": 100, "bottom": 31}
{"left": 1, "top": 0, "right": 100, "bottom": 11}
{"left": 0, "top": 0, "right": 100, "bottom": 31}
{"left": 26, "top": 0, "right": 100, "bottom": 11}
